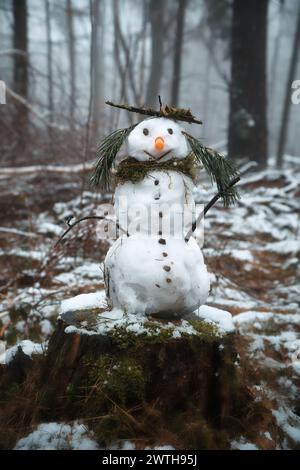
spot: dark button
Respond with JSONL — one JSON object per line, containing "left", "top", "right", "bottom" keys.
{"left": 154, "top": 180, "right": 159, "bottom": 185}
{"left": 159, "top": 212, "right": 163, "bottom": 218}
{"left": 162, "top": 252, "right": 168, "bottom": 257}
{"left": 166, "top": 278, "right": 172, "bottom": 283}
{"left": 158, "top": 238, "right": 166, "bottom": 245}
{"left": 163, "top": 265, "right": 171, "bottom": 272}
{"left": 158, "top": 231, "right": 162, "bottom": 235}
{"left": 154, "top": 195, "right": 160, "bottom": 200}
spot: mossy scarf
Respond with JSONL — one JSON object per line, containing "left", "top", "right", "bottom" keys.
{"left": 115, "top": 153, "right": 200, "bottom": 185}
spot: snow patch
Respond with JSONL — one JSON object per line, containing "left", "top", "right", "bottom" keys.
{"left": 231, "top": 437, "right": 258, "bottom": 450}
{"left": 0, "top": 340, "right": 45, "bottom": 365}
{"left": 60, "top": 291, "right": 107, "bottom": 316}
{"left": 14, "top": 422, "right": 99, "bottom": 450}
{"left": 196, "top": 305, "right": 234, "bottom": 333}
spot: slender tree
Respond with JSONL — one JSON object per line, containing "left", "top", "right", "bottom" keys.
{"left": 66, "top": 0, "right": 76, "bottom": 128}
{"left": 228, "top": 0, "right": 268, "bottom": 167}
{"left": 146, "top": 0, "right": 165, "bottom": 106}
{"left": 171, "top": 0, "right": 187, "bottom": 106}
{"left": 277, "top": 1, "right": 300, "bottom": 168}
{"left": 13, "top": 0, "right": 28, "bottom": 129}
{"left": 45, "top": 0, "right": 53, "bottom": 125}
{"left": 91, "top": 0, "right": 105, "bottom": 137}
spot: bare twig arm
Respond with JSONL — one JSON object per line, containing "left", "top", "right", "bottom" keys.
{"left": 184, "top": 176, "right": 240, "bottom": 243}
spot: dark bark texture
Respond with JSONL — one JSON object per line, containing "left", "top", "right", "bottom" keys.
{"left": 228, "top": 0, "right": 268, "bottom": 167}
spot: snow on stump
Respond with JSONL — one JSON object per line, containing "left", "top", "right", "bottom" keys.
{"left": 0, "top": 293, "right": 279, "bottom": 449}
{"left": 33, "top": 294, "right": 247, "bottom": 448}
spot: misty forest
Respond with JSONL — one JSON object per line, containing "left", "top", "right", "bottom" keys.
{"left": 0, "top": 0, "right": 300, "bottom": 451}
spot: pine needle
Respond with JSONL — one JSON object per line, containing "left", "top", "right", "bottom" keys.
{"left": 183, "top": 132, "right": 240, "bottom": 206}
{"left": 90, "top": 125, "right": 137, "bottom": 190}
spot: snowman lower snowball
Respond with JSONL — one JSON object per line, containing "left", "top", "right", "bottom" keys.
{"left": 92, "top": 101, "right": 239, "bottom": 319}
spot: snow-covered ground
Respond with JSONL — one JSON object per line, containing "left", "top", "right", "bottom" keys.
{"left": 0, "top": 160, "right": 299, "bottom": 449}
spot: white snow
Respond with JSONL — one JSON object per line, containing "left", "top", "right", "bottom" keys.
{"left": 272, "top": 406, "right": 300, "bottom": 445}
{"left": 65, "top": 310, "right": 223, "bottom": 340}
{"left": 61, "top": 293, "right": 228, "bottom": 339}
{"left": 54, "top": 262, "right": 103, "bottom": 286}
{"left": 127, "top": 117, "right": 188, "bottom": 161}
{"left": 60, "top": 291, "right": 107, "bottom": 315}
{"left": 36, "top": 222, "right": 63, "bottom": 236}
{"left": 0, "top": 340, "right": 45, "bottom": 365}
{"left": 14, "top": 422, "right": 100, "bottom": 450}
{"left": 196, "top": 305, "right": 235, "bottom": 333}
{"left": 233, "top": 311, "right": 273, "bottom": 325}
{"left": 231, "top": 438, "right": 258, "bottom": 450}
{"left": 105, "top": 235, "right": 210, "bottom": 318}
{"left": 264, "top": 240, "right": 300, "bottom": 255}
{"left": 233, "top": 311, "right": 300, "bottom": 327}
{"left": 105, "top": 118, "right": 211, "bottom": 319}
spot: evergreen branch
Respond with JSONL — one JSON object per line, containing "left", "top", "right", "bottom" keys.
{"left": 90, "top": 125, "right": 137, "bottom": 190}
{"left": 183, "top": 132, "right": 240, "bottom": 206}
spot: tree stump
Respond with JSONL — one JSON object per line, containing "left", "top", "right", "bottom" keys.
{"left": 0, "top": 302, "right": 279, "bottom": 450}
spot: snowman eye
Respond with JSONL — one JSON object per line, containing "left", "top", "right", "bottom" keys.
{"left": 143, "top": 128, "right": 149, "bottom": 136}
{"left": 167, "top": 128, "right": 173, "bottom": 135}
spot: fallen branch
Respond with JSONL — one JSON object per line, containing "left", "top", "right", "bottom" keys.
{"left": 0, "top": 162, "right": 94, "bottom": 175}
{"left": 5, "top": 85, "right": 68, "bottom": 131}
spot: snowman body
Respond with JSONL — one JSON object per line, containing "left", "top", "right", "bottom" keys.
{"left": 104, "top": 118, "right": 210, "bottom": 318}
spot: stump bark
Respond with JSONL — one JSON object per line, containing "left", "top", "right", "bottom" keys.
{"left": 0, "top": 313, "right": 279, "bottom": 449}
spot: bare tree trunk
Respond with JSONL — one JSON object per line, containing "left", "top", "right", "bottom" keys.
{"left": 13, "top": 0, "right": 28, "bottom": 137}
{"left": 268, "top": 0, "right": 285, "bottom": 155}
{"left": 138, "top": 1, "right": 148, "bottom": 104}
{"left": 277, "top": 2, "right": 300, "bottom": 168}
{"left": 45, "top": 0, "right": 54, "bottom": 156}
{"left": 91, "top": 0, "right": 105, "bottom": 138}
{"left": 146, "top": 0, "right": 165, "bottom": 107}
{"left": 171, "top": 0, "right": 187, "bottom": 106}
{"left": 269, "top": 1, "right": 285, "bottom": 102}
{"left": 66, "top": 0, "right": 76, "bottom": 129}
{"left": 113, "top": 0, "right": 129, "bottom": 112}
{"left": 45, "top": 0, "right": 53, "bottom": 124}
{"left": 228, "top": 0, "right": 268, "bottom": 167}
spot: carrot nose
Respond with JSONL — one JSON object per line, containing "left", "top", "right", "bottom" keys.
{"left": 155, "top": 137, "right": 165, "bottom": 151}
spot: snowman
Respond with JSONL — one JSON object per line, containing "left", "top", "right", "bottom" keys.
{"left": 91, "top": 101, "right": 239, "bottom": 319}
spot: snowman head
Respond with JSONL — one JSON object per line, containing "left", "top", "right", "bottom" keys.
{"left": 91, "top": 100, "right": 240, "bottom": 206}
{"left": 127, "top": 117, "right": 188, "bottom": 161}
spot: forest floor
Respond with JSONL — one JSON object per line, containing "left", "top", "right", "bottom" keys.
{"left": 0, "top": 157, "right": 299, "bottom": 449}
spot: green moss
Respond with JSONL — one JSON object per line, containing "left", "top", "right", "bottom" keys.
{"left": 186, "top": 319, "right": 221, "bottom": 342}
{"left": 107, "top": 323, "right": 175, "bottom": 350}
{"left": 83, "top": 355, "right": 146, "bottom": 407}
{"left": 115, "top": 153, "right": 200, "bottom": 185}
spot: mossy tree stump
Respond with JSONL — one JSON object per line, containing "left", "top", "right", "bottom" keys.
{"left": 0, "top": 313, "right": 279, "bottom": 449}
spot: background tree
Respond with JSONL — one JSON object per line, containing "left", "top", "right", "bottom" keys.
{"left": 66, "top": 0, "right": 76, "bottom": 129}
{"left": 228, "top": 0, "right": 268, "bottom": 167}
{"left": 146, "top": 0, "right": 165, "bottom": 107}
{"left": 91, "top": 0, "right": 105, "bottom": 138}
{"left": 13, "top": 0, "right": 28, "bottom": 137}
{"left": 277, "top": 1, "right": 300, "bottom": 168}
{"left": 170, "top": 0, "right": 188, "bottom": 106}
{"left": 45, "top": 0, "right": 54, "bottom": 141}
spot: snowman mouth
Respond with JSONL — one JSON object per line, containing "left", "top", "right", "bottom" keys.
{"left": 143, "top": 149, "right": 172, "bottom": 161}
